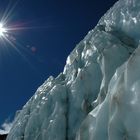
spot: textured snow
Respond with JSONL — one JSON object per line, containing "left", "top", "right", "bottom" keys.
{"left": 7, "top": 0, "right": 140, "bottom": 139}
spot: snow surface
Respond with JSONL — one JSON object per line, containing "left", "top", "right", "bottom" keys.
{"left": 7, "top": 0, "right": 140, "bottom": 139}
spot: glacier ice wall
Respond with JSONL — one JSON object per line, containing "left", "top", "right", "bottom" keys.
{"left": 7, "top": 0, "right": 140, "bottom": 139}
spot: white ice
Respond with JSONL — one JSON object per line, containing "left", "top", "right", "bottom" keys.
{"left": 7, "top": 0, "right": 140, "bottom": 139}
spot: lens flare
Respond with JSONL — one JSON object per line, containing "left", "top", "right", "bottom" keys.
{"left": 0, "top": 0, "right": 50, "bottom": 65}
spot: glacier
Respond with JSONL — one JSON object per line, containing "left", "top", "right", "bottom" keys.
{"left": 7, "top": 0, "right": 140, "bottom": 139}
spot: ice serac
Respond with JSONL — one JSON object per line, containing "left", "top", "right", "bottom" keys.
{"left": 7, "top": 0, "right": 140, "bottom": 139}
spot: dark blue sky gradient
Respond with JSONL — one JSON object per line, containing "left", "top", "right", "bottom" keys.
{"left": 0, "top": 0, "right": 118, "bottom": 125}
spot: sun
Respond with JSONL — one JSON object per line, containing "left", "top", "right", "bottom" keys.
{"left": 0, "top": 23, "right": 7, "bottom": 37}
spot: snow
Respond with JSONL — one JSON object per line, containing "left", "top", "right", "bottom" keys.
{"left": 7, "top": 0, "right": 140, "bottom": 139}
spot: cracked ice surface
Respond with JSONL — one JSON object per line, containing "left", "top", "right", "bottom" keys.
{"left": 7, "top": 0, "right": 140, "bottom": 140}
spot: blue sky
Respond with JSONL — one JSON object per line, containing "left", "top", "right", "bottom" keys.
{"left": 0, "top": 0, "right": 118, "bottom": 126}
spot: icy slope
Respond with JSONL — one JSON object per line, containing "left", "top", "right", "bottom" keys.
{"left": 77, "top": 46, "right": 140, "bottom": 140}
{"left": 7, "top": 0, "right": 140, "bottom": 139}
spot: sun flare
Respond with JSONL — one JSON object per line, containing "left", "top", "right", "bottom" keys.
{"left": 0, "top": 23, "right": 7, "bottom": 37}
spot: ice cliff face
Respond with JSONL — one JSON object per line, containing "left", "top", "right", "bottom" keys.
{"left": 7, "top": 0, "right": 140, "bottom": 139}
